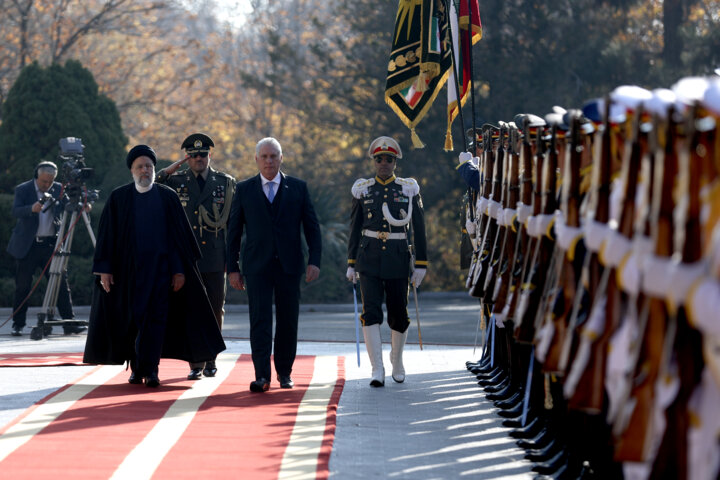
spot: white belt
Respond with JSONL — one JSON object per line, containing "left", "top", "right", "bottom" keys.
{"left": 363, "top": 229, "right": 406, "bottom": 240}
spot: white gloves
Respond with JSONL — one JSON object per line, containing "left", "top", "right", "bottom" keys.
{"left": 458, "top": 151, "right": 473, "bottom": 164}
{"left": 346, "top": 266, "right": 357, "bottom": 283}
{"left": 410, "top": 268, "right": 426, "bottom": 287}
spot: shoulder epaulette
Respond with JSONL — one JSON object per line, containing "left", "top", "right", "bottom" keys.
{"left": 351, "top": 178, "right": 375, "bottom": 199}
{"left": 394, "top": 177, "right": 420, "bottom": 197}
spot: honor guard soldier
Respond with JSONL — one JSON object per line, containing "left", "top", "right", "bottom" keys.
{"left": 346, "top": 136, "right": 428, "bottom": 387}
{"left": 156, "top": 133, "right": 235, "bottom": 380}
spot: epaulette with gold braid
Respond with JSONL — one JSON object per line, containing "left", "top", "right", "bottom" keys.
{"left": 351, "top": 178, "right": 375, "bottom": 199}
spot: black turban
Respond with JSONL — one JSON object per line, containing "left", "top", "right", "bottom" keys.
{"left": 126, "top": 144, "right": 157, "bottom": 169}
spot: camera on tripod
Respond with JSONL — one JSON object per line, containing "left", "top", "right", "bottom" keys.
{"left": 57, "top": 137, "right": 99, "bottom": 208}
{"left": 30, "top": 137, "right": 100, "bottom": 340}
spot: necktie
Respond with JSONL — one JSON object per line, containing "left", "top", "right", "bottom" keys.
{"left": 267, "top": 182, "right": 275, "bottom": 202}
{"left": 196, "top": 174, "right": 206, "bottom": 191}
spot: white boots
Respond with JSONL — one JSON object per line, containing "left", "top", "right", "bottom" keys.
{"left": 362, "top": 324, "right": 385, "bottom": 387}
{"left": 390, "top": 329, "right": 408, "bottom": 383}
{"left": 363, "top": 325, "right": 409, "bottom": 386}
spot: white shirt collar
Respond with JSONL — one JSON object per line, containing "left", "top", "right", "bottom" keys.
{"left": 260, "top": 172, "right": 281, "bottom": 186}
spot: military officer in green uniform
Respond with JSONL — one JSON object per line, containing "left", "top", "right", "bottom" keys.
{"left": 156, "top": 133, "right": 235, "bottom": 380}
{"left": 346, "top": 136, "right": 428, "bottom": 387}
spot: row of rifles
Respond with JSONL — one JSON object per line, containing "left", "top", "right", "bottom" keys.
{"left": 462, "top": 77, "right": 720, "bottom": 480}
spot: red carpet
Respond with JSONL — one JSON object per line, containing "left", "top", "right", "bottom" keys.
{"left": 0, "top": 354, "right": 345, "bottom": 479}
{"left": 0, "top": 352, "right": 86, "bottom": 367}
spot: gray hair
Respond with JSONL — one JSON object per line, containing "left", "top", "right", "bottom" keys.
{"left": 36, "top": 162, "right": 58, "bottom": 177}
{"left": 255, "top": 137, "right": 282, "bottom": 156}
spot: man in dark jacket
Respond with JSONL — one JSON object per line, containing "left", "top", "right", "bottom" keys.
{"left": 227, "top": 137, "right": 322, "bottom": 393}
{"left": 83, "top": 145, "right": 225, "bottom": 387}
{"left": 7, "top": 161, "right": 81, "bottom": 336}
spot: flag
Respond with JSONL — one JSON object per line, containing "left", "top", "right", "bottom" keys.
{"left": 385, "top": 0, "right": 453, "bottom": 148}
{"left": 446, "top": 0, "right": 482, "bottom": 151}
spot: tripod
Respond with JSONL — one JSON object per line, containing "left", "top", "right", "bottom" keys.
{"left": 30, "top": 205, "right": 96, "bottom": 340}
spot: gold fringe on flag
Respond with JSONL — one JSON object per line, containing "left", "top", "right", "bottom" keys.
{"left": 410, "top": 128, "right": 425, "bottom": 148}
{"left": 444, "top": 129, "right": 454, "bottom": 151}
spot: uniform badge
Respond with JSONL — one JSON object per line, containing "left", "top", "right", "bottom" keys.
{"left": 194, "top": 139, "right": 202, "bottom": 149}
{"left": 368, "top": 211, "right": 372, "bottom": 219}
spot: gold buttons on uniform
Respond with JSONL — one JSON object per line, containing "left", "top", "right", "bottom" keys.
{"left": 201, "top": 241, "right": 206, "bottom": 245}
{"left": 383, "top": 195, "right": 387, "bottom": 198}
{"left": 382, "top": 246, "right": 386, "bottom": 250}
{"left": 193, "top": 226, "right": 197, "bottom": 229}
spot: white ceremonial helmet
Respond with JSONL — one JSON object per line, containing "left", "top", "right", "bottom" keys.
{"left": 367, "top": 136, "right": 402, "bottom": 159}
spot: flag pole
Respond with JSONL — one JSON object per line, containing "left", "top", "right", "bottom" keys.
{"left": 443, "top": 0, "right": 467, "bottom": 149}
{"left": 466, "top": 0, "right": 478, "bottom": 138}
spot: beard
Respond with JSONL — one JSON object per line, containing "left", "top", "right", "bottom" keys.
{"left": 133, "top": 173, "right": 154, "bottom": 189}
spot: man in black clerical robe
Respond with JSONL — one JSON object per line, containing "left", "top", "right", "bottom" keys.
{"left": 84, "top": 145, "right": 225, "bottom": 387}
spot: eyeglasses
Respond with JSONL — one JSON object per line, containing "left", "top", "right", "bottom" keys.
{"left": 374, "top": 156, "right": 395, "bottom": 164}
{"left": 189, "top": 152, "right": 208, "bottom": 159}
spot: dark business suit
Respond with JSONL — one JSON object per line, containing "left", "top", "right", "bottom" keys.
{"left": 226, "top": 173, "right": 321, "bottom": 380}
{"left": 7, "top": 179, "right": 74, "bottom": 328}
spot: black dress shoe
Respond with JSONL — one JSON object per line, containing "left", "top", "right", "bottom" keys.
{"left": 187, "top": 368, "right": 203, "bottom": 380}
{"left": 495, "top": 391, "right": 523, "bottom": 409}
{"left": 484, "top": 377, "right": 511, "bottom": 394}
{"left": 128, "top": 372, "right": 144, "bottom": 384}
{"left": 63, "top": 325, "right": 87, "bottom": 335}
{"left": 250, "top": 378, "right": 270, "bottom": 393}
{"left": 203, "top": 361, "right": 217, "bottom": 377}
{"left": 278, "top": 375, "right": 294, "bottom": 389}
{"left": 510, "top": 415, "right": 543, "bottom": 439}
{"left": 532, "top": 449, "right": 568, "bottom": 474}
{"left": 525, "top": 439, "right": 563, "bottom": 462}
{"left": 478, "top": 370, "right": 506, "bottom": 386}
{"left": 517, "top": 428, "right": 554, "bottom": 450}
{"left": 497, "top": 402, "right": 523, "bottom": 418}
{"left": 145, "top": 372, "right": 160, "bottom": 388}
{"left": 11, "top": 326, "right": 22, "bottom": 336}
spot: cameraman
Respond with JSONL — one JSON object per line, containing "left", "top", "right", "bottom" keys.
{"left": 6, "top": 161, "right": 84, "bottom": 336}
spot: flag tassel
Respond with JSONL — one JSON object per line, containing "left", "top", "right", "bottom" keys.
{"left": 410, "top": 129, "right": 425, "bottom": 149}
{"left": 444, "top": 129, "right": 454, "bottom": 151}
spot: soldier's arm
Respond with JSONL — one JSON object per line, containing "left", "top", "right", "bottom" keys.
{"left": 411, "top": 193, "right": 428, "bottom": 269}
{"left": 347, "top": 197, "right": 364, "bottom": 267}
{"left": 155, "top": 156, "right": 189, "bottom": 183}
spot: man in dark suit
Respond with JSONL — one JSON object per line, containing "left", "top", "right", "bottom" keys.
{"left": 227, "top": 137, "right": 322, "bottom": 393}
{"left": 7, "top": 161, "right": 81, "bottom": 336}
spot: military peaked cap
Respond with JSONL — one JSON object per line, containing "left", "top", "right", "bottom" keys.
{"left": 126, "top": 144, "right": 157, "bottom": 169}
{"left": 181, "top": 133, "right": 214, "bottom": 153}
{"left": 367, "top": 136, "right": 402, "bottom": 159}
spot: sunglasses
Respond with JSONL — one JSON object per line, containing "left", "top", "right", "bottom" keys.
{"left": 374, "top": 156, "right": 395, "bottom": 164}
{"left": 189, "top": 152, "right": 208, "bottom": 159}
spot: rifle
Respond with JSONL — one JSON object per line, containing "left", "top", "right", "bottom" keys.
{"left": 613, "top": 106, "right": 678, "bottom": 462}
{"left": 469, "top": 125, "right": 500, "bottom": 298}
{"left": 481, "top": 122, "right": 510, "bottom": 306}
{"left": 540, "top": 113, "right": 585, "bottom": 375}
{"left": 514, "top": 118, "right": 556, "bottom": 344}
{"left": 567, "top": 102, "right": 645, "bottom": 414}
{"left": 504, "top": 115, "right": 538, "bottom": 324}
{"left": 465, "top": 127, "right": 492, "bottom": 290}
{"left": 491, "top": 123, "right": 522, "bottom": 316}
{"left": 649, "top": 106, "right": 705, "bottom": 479}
